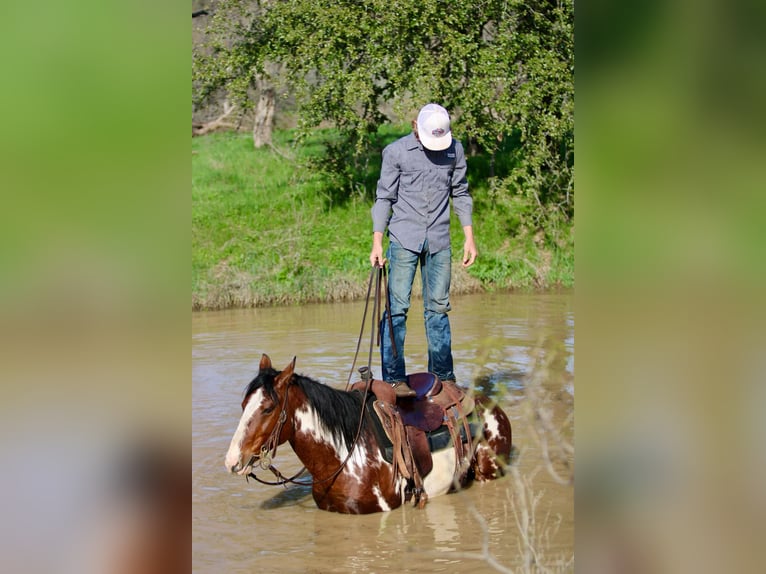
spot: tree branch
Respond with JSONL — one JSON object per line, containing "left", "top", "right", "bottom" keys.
{"left": 192, "top": 101, "right": 236, "bottom": 136}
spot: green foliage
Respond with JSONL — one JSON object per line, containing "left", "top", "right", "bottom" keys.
{"left": 193, "top": 0, "right": 574, "bottom": 242}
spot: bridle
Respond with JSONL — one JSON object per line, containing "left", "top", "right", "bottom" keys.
{"left": 245, "top": 381, "right": 290, "bottom": 471}
{"left": 246, "top": 264, "right": 392, "bottom": 488}
{"left": 245, "top": 377, "right": 367, "bottom": 488}
{"left": 244, "top": 381, "right": 303, "bottom": 486}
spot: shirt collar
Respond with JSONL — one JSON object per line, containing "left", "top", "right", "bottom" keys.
{"left": 404, "top": 132, "right": 422, "bottom": 151}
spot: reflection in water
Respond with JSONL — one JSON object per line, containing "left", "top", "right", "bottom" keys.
{"left": 473, "top": 369, "right": 527, "bottom": 397}
{"left": 423, "top": 499, "right": 460, "bottom": 550}
{"left": 259, "top": 482, "right": 313, "bottom": 510}
{"left": 193, "top": 291, "right": 573, "bottom": 572}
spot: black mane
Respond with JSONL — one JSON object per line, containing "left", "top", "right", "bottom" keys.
{"left": 244, "top": 369, "right": 365, "bottom": 449}
{"left": 243, "top": 367, "right": 280, "bottom": 405}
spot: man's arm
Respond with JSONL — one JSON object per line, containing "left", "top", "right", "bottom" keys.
{"left": 370, "top": 145, "right": 399, "bottom": 266}
{"left": 450, "top": 142, "right": 472, "bottom": 226}
{"left": 450, "top": 142, "right": 476, "bottom": 267}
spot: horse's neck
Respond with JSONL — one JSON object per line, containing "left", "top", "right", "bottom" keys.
{"left": 287, "top": 389, "right": 365, "bottom": 476}
{"left": 288, "top": 396, "right": 342, "bottom": 462}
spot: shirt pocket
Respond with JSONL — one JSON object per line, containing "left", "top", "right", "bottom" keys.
{"left": 432, "top": 165, "right": 454, "bottom": 189}
{"left": 400, "top": 169, "right": 423, "bottom": 193}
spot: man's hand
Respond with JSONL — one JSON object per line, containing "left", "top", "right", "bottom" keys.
{"left": 462, "top": 239, "right": 477, "bottom": 267}
{"left": 462, "top": 225, "right": 477, "bottom": 267}
{"left": 370, "top": 232, "right": 386, "bottom": 267}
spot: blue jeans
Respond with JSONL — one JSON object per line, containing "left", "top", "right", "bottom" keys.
{"left": 380, "top": 241, "right": 456, "bottom": 383}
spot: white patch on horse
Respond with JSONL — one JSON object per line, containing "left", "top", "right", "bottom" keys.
{"left": 370, "top": 448, "right": 388, "bottom": 467}
{"left": 395, "top": 475, "right": 407, "bottom": 503}
{"left": 372, "top": 484, "right": 391, "bottom": 512}
{"left": 224, "top": 388, "right": 266, "bottom": 471}
{"left": 336, "top": 439, "right": 373, "bottom": 484}
{"left": 482, "top": 409, "right": 500, "bottom": 441}
{"left": 294, "top": 404, "right": 330, "bottom": 442}
{"left": 423, "top": 447, "right": 457, "bottom": 498}
{"left": 293, "top": 404, "right": 369, "bottom": 483}
{"left": 476, "top": 443, "right": 501, "bottom": 477}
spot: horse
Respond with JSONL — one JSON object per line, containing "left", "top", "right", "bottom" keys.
{"left": 224, "top": 354, "right": 513, "bottom": 514}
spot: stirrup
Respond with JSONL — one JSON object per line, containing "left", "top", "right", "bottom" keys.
{"left": 390, "top": 381, "right": 416, "bottom": 398}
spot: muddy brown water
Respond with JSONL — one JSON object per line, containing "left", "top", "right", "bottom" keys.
{"left": 193, "top": 291, "right": 574, "bottom": 573}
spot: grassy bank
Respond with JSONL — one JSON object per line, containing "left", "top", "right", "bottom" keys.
{"left": 192, "top": 128, "right": 573, "bottom": 310}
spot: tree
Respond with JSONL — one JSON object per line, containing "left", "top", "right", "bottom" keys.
{"left": 193, "top": 1, "right": 281, "bottom": 148}
{"left": 193, "top": 0, "right": 573, "bottom": 236}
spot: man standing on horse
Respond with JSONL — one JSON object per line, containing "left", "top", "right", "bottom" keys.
{"left": 369, "top": 103, "right": 477, "bottom": 397}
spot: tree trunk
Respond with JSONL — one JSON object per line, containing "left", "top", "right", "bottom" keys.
{"left": 252, "top": 77, "right": 276, "bottom": 148}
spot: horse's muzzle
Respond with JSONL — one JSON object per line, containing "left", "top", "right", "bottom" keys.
{"left": 228, "top": 454, "right": 257, "bottom": 475}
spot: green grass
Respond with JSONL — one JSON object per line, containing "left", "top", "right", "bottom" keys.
{"left": 192, "top": 128, "right": 573, "bottom": 309}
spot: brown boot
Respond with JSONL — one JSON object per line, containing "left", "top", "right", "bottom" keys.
{"left": 390, "top": 381, "right": 417, "bottom": 398}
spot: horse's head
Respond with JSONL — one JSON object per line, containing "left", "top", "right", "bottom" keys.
{"left": 224, "top": 354, "right": 295, "bottom": 475}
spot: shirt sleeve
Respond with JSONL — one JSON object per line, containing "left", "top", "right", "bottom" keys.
{"left": 450, "top": 141, "right": 473, "bottom": 227}
{"left": 371, "top": 144, "right": 399, "bottom": 233}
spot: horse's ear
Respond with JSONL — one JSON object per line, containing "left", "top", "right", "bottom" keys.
{"left": 274, "top": 356, "right": 296, "bottom": 388}
{"left": 259, "top": 354, "right": 272, "bottom": 371}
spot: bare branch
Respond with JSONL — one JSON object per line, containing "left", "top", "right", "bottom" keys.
{"left": 192, "top": 101, "right": 236, "bottom": 136}
{"left": 521, "top": 340, "right": 575, "bottom": 486}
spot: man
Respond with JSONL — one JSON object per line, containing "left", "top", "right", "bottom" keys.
{"left": 370, "top": 103, "right": 477, "bottom": 397}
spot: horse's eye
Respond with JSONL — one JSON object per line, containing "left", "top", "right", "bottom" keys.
{"left": 262, "top": 406, "right": 275, "bottom": 415}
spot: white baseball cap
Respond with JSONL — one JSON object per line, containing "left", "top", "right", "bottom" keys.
{"left": 416, "top": 103, "right": 452, "bottom": 151}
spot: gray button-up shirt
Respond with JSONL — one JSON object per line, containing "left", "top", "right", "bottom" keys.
{"left": 371, "top": 132, "right": 472, "bottom": 254}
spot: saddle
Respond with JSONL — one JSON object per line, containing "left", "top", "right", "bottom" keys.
{"left": 351, "top": 373, "right": 477, "bottom": 509}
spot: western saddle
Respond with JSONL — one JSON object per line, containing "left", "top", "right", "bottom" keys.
{"left": 350, "top": 372, "right": 477, "bottom": 509}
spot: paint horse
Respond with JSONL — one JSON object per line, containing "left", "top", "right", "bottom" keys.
{"left": 225, "top": 355, "right": 512, "bottom": 514}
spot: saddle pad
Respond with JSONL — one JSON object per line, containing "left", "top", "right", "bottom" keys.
{"left": 367, "top": 406, "right": 479, "bottom": 465}
{"left": 426, "top": 421, "right": 480, "bottom": 452}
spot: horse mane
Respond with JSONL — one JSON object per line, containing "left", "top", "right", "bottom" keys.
{"left": 292, "top": 374, "right": 365, "bottom": 450}
{"left": 243, "top": 368, "right": 279, "bottom": 404}
{"left": 243, "top": 368, "right": 365, "bottom": 450}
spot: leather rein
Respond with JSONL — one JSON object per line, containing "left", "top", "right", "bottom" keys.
{"left": 247, "top": 264, "right": 392, "bottom": 488}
